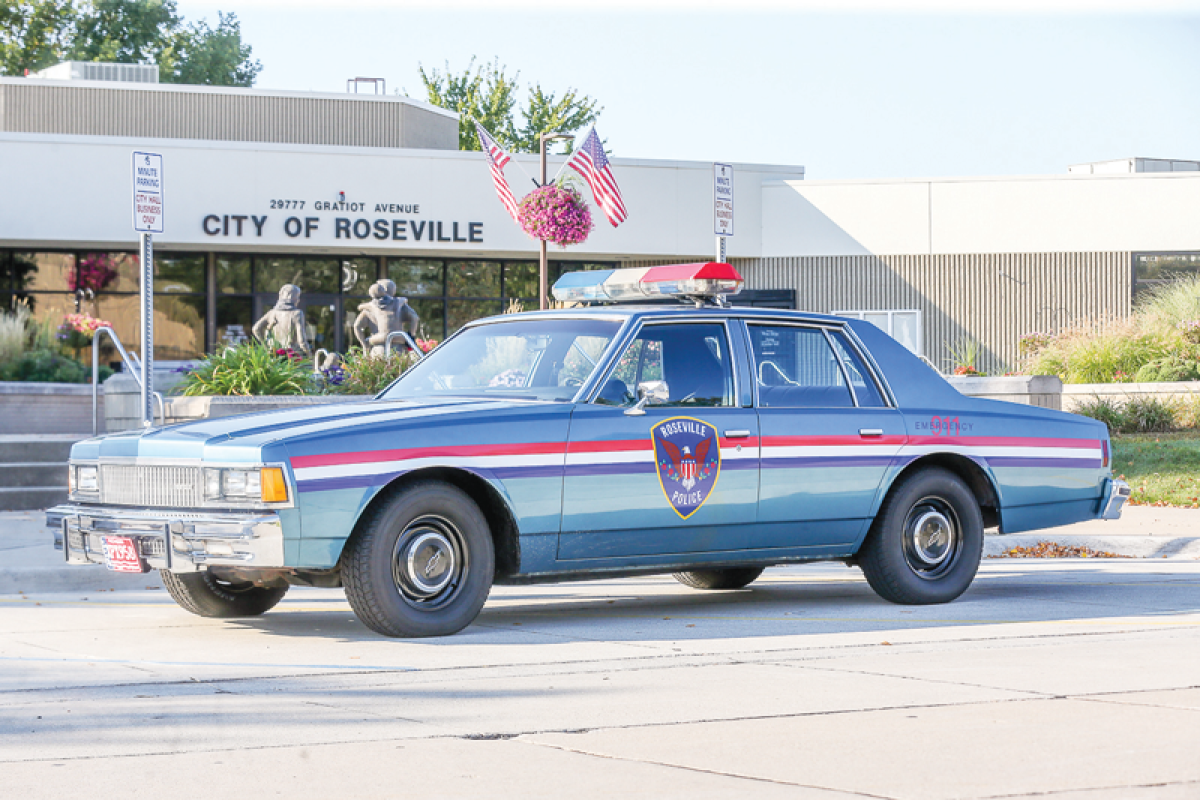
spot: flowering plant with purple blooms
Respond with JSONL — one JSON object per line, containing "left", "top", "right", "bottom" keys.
{"left": 321, "top": 365, "right": 347, "bottom": 386}
{"left": 1177, "top": 319, "right": 1200, "bottom": 344}
{"left": 517, "top": 182, "right": 593, "bottom": 247}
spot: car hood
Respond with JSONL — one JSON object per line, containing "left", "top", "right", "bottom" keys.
{"left": 71, "top": 397, "right": 546, "bottom": 463}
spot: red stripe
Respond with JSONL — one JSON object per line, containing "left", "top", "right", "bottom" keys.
{"left": 293, "top": 441, "right": 568, "bottom": 469}
{"left": 905, "top": 436, "right": 1102, "bottom": 448}
{"left": 720, "top": 437, "right": 761, "bottom": 448}
{"left": 567, "top": 439, "right": 652, "bottom": 454}
{"left": 761, "top": 435, "right": 908, "bottom": 447}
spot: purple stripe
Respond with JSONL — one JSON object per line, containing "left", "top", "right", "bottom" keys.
{"left": 566, "top": 462, "right": 657, "bottom": 477}
{"left": 986, "top": 457, "right": 1103, "bottom": 469}
{"left": 490, "top": 465, "right": 567, "bottom": 479}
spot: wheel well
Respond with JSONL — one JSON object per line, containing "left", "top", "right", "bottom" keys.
{"left": 888, "top": 454, "right": 1000, "bottom": 529}
{"left": 352, "top": 467, "right": 521, "bottom": 578}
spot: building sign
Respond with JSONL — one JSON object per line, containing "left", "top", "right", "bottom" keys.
{"left": 714, "top": 163, "right": 734, "bottom": 237}
{"left": 132, "top": 151, "right": 164, "bottom": 234}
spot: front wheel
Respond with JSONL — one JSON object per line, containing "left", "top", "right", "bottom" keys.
{"left": 161, "top": 570, "right": 289, "bottom": 618}
{"left": 858, "top": 467, "right": 983, "bottom": 605}
{"left": 342, "top": 481, "right": 494, "bottom": 637}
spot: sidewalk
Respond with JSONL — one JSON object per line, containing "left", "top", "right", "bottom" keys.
{"left": 1, "top": 506, "right": 1196, "bottom": 594}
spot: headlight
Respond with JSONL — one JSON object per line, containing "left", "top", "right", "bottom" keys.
{"left": 69, "top": 464, "right": 99, "bottom": 499}
{"left": 202, "top": 467, "right": 288, "bottom": 504}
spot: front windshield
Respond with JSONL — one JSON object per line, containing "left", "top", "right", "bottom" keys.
{"left": 382, "top": 317, "right": 622, "bottom": 402}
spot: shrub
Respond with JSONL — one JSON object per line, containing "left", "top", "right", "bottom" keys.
{"left": 1023, "top": 322, "right": 1169, "bottom": 384}
{"left": 1136, "top": 275, "right": 1200, "bottom": 335}
{"left": 1133, "top": 354, "right": 1200, "bottom": 383}
{"left": 179, "top": 341, "right": 311, "bottom": 396}
{"left": 1122, "top": 395, "right": 1179, "bottom": 433}
{"left": 1071, "top": 396, "right": 1127, "bottom": 433}
{"left": 323, "top": 347, "right": 418, "bottom": 395}
{"left": 0, "top": 349, "right": 112, "bottom": 383}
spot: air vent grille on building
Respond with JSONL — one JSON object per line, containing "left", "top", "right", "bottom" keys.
{"left": 30, "top": 61, "right": 159, "bottom": 84}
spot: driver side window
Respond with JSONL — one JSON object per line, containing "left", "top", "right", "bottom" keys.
{"left": 595, "top": 323, "right": 733, "bottom": 407}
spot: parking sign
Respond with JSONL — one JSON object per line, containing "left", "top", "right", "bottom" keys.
{"left": 132, "top": 151, "right": 164, "bottom": 234}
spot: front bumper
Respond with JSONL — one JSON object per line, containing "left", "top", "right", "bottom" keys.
{"left": 1101, "top": 478, "right": 1132, "bottom": 520}
{"left": 47, "top": 504, "right": 286, "bottom": 573}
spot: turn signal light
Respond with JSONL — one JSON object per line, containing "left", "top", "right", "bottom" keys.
{"left": 260, "top": 467, "right": 288, "bottom": 503}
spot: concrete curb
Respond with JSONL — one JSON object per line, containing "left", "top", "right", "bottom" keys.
{"left": 0, "top": 566, "right": 163, "bottom": 594}
{"left": 983, "top": 533, "right": 1200, "bottom": 560}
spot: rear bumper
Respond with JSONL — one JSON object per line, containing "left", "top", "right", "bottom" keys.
{"left": 47, "top": 504, "right": 285, "bottom": 573}
{"left": 1101, "top": 478, "right": 1132, "bottom": 521}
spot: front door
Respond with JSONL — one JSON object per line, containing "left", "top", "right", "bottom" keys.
{"left": 558, "top": 321, "right": 760, "bottom": 560}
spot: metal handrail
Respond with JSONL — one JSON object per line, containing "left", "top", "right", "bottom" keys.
{"left": 383, "top": 331, "right": 426, "bottom": 359}
{"left": 313, "top": 348, "right": 330, "bottom": 373}
{"left": 92, "top": 326, "right": 165, "bottom": 435}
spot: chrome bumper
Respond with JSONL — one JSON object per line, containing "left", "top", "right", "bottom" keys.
{"left": 47, "top": 504, "right": 286, "bottom": 573}
{"left": 1101, "top": 479, "right": 1132, "bottom": 521}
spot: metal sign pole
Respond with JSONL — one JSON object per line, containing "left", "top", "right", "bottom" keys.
{"left": 139, "top": 232, "right": 154, "bottom": 427}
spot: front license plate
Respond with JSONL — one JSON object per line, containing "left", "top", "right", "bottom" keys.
{"left": 102, "top": 536, "right": 147, "bottom": 573}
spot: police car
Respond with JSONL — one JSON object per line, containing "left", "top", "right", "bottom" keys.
{"left": 48, "top": 263, "right": 1130, "bottom": 637}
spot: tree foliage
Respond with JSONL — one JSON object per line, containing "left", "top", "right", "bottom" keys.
{"left": 415, "top": 57, "right": 601, "bottom": 154}
{"left": 0, "top": 1, "right": 260, "bottom": 86}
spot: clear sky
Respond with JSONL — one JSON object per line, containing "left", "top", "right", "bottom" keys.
{"left": 175, "top": 1, "right": 1200, "bottom": 180}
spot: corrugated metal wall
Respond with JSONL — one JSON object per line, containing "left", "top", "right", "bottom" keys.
{"left": 736, "top": 252, "right": 1132, "bottom": 374}
{"left": 0, "top": 83, "right": 458, "bottom": 150}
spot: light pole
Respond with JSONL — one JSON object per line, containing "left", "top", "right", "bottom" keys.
{"left": 539, "top": 131, "right": 575, "bottom": 309}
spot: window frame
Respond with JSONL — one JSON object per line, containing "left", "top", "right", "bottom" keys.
{"left": 585, "top": 318, "right": 741, "bottom": 410}
{"left": 744, "top": 320, "right": 895, "bottom": 410}
{"left": 832, "top": 308, "right": 923, "bottom": 358}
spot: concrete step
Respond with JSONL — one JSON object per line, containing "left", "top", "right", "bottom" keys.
{"left": 0, "top": 435, "right": 85, "bottom": 464}
{"left": 0, "top": 463, "right": 68, "bottom": 489}
{"left": 0, "top": 487, "right": 68, "bottom": 512}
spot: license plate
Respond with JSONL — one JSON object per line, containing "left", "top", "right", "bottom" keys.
{"left": 102, "top": 536, "right": 147, "bottom": 573}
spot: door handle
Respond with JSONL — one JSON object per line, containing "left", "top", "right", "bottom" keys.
{"left": 724, "top": 430, "right": 752, "bottom": 439}
{"left": 859, "top": 429, "right": 884, "bottom": 437}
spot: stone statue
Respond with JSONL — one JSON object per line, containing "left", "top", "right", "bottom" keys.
{"left": 353, "top": 279, "right": 420, "bottom": 356}
{"left": 252, "top": 284, "right": 310, "bottom": 355}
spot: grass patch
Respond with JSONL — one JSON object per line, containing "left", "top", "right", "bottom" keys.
{"left": 1112, "top": 431, "right": 1200, "bottom": 508}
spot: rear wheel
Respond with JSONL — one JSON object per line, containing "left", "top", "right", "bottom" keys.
{"left": 342, "top": 481, "right": 494, "bottom": 637}
{"left": 673, "top": 567, "right": 764, "bottom": 590}
{"left": 858, "top": 467, "right": 983, "bottom": 605}
{"left": 161, "top": 569, "right": 289, "bottom": 618}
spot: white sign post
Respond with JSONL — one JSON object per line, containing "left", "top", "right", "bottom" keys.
{"left": 713, "top": 163, "right": 734, "bottom": 262}
{"left": 132, "top": 152, "right": 164, "bottom": 427}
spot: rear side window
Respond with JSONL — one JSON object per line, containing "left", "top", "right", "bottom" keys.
{"left": 748, "top": 325, "right": 853, "bottom": 408}
{"left": 829, "top": 331, "right": 888, "bottom": 407}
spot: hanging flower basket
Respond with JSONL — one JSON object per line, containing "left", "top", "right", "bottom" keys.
{"left": 517, "top": 182, "right": 594, "bottom": 247}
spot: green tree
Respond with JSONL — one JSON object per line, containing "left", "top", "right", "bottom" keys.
{"left": 0, "top": 0, "right": 260, "bottom": 86}
{"left": 0, "top": 1, "right": 76, "bottom": 75}
{"left": 415, "top": 57, "right": 601, "bottom": 154}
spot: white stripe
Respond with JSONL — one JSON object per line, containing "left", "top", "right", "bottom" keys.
{"left": 296, "top": 452, "right": 566, "bottom": 482}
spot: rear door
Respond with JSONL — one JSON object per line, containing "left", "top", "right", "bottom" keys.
{"left": 748, "top": 322, "right": 906, "bottom": 548}
{"left": 558, "top": 320, "right": 760, "bottom": 560}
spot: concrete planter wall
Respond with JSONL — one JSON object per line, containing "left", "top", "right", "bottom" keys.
{"left": 0, "top": 381, "right": 101, "bottom": 434}
{"left": 1060, "top": 381, "right": 1200, "bottom": 414}
{"left": 946, "top": 375, "right": 1064, "bottom": 411}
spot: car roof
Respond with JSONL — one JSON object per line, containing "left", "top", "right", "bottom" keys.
{"left": 470, "top": 303, "right": 851, "bottom": 327}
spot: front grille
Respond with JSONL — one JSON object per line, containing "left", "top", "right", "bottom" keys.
{"left": 139, "top": 538, "right": 166, "bottom": 557}
{"left": 100, "top": 465, "right": 201, "bottom": 508}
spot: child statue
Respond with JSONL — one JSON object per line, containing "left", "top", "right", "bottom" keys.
{"left": 353, "top": 279, "right": 420, "bottom": 356}
{"left": 251, "top": 284, "right": 310, "bottom": 355}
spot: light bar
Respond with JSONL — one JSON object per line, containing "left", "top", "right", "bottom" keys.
{"left": 551, "top": 263, "right": 744, "bottom": 304}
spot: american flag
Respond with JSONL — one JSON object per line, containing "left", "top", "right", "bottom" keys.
{"left": 475, "top": 122, "right": 520, "bottom": 222}
{"left": 566, "top": 127, "right": 627, "bottom": 227}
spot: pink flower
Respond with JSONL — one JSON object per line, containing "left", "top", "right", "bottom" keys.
{"left": 517, "top": 184, "right": 593, "bottom": 247}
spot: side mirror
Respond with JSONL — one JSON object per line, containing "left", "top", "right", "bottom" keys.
{"left": 624, "top": 380, "right": 670, "bottom": 416}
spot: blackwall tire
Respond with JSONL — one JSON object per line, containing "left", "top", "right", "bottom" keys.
{"left": 161, "top": 570, "right": 289, "bottom": 618}
{"left": 341, "top": 481, "right": 494, "bottom": 638}
{"left": 858, "top": 467, "right": 983, "bottom": 605}
{"left": 673, "top": 567, "right": 764, "bottom": 590}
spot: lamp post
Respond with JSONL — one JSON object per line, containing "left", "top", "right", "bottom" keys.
{"left": 539, "top": 131, "right": 575, "bottom": 309}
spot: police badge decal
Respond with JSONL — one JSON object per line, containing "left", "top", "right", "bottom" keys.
{"left": 651, "top": 416, "right": 722, "bottom": 519}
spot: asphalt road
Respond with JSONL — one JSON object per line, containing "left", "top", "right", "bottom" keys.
{"left": 1, "top": 559, "right": 1198, "bottom": 799}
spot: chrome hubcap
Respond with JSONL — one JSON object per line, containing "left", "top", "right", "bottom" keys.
{"left": 903, "top": 498, "right": 960, "bottom": 579}
{"left": 392, "top": 515, "right": 467, "bottom": 608}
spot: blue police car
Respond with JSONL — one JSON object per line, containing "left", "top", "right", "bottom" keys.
{"left": 49, "top": 263, "right": 1130, "bottom": 637}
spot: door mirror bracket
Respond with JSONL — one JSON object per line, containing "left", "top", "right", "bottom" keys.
{"left": 624, "top": 380, "right": 669, "bottom": 416}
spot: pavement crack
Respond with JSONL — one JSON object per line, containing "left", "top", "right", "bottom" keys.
{"left": 976, "top": 777, "right": 1200, "bottom": 798}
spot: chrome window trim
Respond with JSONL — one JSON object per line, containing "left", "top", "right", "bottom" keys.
{"left": 821, "top": 327, "right": 860, "bottom": 407}
{"left": 584, "top": 317, "right": 740, "bottom": 409}
{"left": 837, "top": 325, "right": 899, "bottom": 408}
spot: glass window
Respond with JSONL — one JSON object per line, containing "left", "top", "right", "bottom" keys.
{"left": 407, "top": 298, "right": 445, "bottom": 342}
{"left": 216, "top": 255, "right": 251, "bottom": 294}
{"left": 603, "top": 323, "right": 733, "bottom": 408}
{"left": 216, "top": 296, "right": 253, "bottom": 347}
{"left": 748, "top": 325, "right": 853, "bottom": 408}
{"left": 153, "top": 295, "right": 206, "bottom": 360}
{"left": 447, "top": 261, "right": 500, "bottom": 297}
{"left": 829, "top": 331, "right": 888, "bottom": 407}
{"left": 383, "top": 318, "right": 621, "bottom": 403}
{"left": 388, "top": 259, "right": 444, "bottom": 296}
{"left": 155, "top": 253, "right": 205, "bottom": 294}
{"left": 15, "top": 252, "right": 75, "bottom": 293}
{"left": 503, "top": 262, "right": 538, "bottom": 300}
{"left": 834, "top": 309, "right": 923, "bottom": 356}
{"left": 448, "top": 299, "right": 501, "bottom": 334}
{"left": 97, "top": 252, "right": 141, "bottom": 293}
{"left": 1135, "top": 252, "right": 1200, "bottom": 295}
{"left": 340, "top": 257, "right": 378, "bottom": 295}
{"left": 302, "top": 297, "right": 336, "bottom": 352}
{"left": 255, "top": 257, "right": 340, "bottom": 295}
